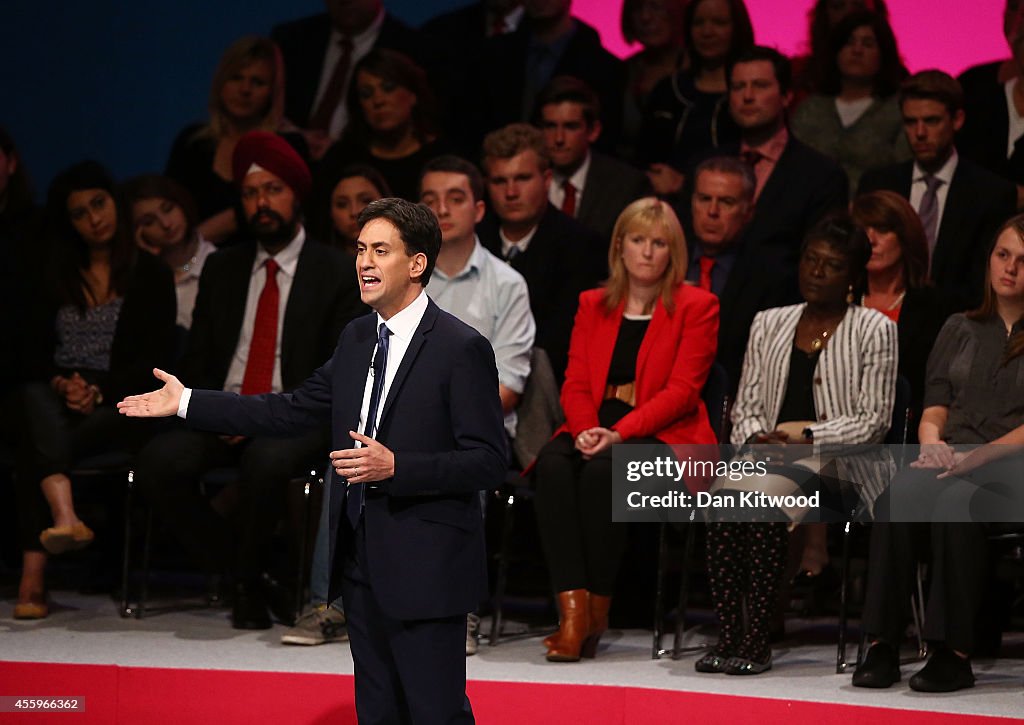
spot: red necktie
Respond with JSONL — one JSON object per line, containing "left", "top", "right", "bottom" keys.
{"left": 241, "top": 258, "right": 280, "bottom": 395}
{"left": 309, "top": 36, "right": 354, "bottom": 131}
{"left": 698, "top": 256, "right": 716, "bottom": 292}
{"left": 562, "top": 180, "right": 577, "bottom": 217}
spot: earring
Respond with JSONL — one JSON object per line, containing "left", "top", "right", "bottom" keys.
{"left": 846, "top": 284, "right": 855, "bottom": 305}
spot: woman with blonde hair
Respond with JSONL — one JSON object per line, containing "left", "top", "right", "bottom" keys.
{"left": 166, "top": 36, "right": 305, "bottom": 244}
{"left": 533, "top": 197, "right": 719, "bottom": 661}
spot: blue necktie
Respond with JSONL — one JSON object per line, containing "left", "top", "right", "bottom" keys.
{"left": 346, "top": 322, "right": 391, "bottom": 527}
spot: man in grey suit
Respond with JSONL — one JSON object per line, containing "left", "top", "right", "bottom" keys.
{"left": 537, "top": 75, "right": 651, "bottom": 243}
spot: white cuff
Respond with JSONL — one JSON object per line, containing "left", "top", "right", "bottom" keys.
{"left": 177, "top": 388, "right": 192, "bottom": 418}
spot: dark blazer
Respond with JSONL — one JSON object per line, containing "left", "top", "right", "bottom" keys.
{"left": 858, "top": 157, "right": 1017, "bottom": 307}
{"left": 180, "top": 235, "right": 362, "bottom": 391}
{"left": 185, "top": 300, "right": 508, "bottom": 620}
{"left": 270, "top": 13, "right": 435, "bottom": 129}
{"left": 713, "top": 243, "right": 800, "bottom": 394}
{"left": 703, "top": 136, "right": 848, "bottom": 263}
{"left": 955, "top": 62, "right": 1021, "bottom": 185}
{"left": 894, "top": 286, "right": 951, "bottom": 441}
{"left": 481, "top": 19, "right": 625, "bottom": 149}
{"left": 478, "top": 204, "right": 606, "bottom": 380}
{"left": 22, "top": 251, "right": 176, "bottom": 403}
{"left": 577, "top": 151, "right": 652, "bottom": 242}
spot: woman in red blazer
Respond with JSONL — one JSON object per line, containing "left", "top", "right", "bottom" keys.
{"left": 534, "top": 197, "right": 719, "bottom": 662}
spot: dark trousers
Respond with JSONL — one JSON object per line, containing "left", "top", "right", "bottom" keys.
{"left": 862, "top": 521, "right": 988, "bottom": 654}
{"left": 533, "top": 433, "right": 661, "bottom": 595}
{"left": 16, "top": 382, "right": 153, "bottom": 551}
{"left": 341, "top": 519, "right": 473, "bottom": 725}
{"left": 133, "top": 424, "right": 326, "bottom": 579}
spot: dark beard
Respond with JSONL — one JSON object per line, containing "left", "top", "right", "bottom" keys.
{"left": 248, "top": 209, "right": 299, "bottom": 251}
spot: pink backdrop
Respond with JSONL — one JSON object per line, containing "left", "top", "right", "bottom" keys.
{"left": 574, "top": 0, "right": 1008, "bottom": 76}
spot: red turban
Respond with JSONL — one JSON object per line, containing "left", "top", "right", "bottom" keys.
{"left": 232, "top": 131, "right": 312, "bottom": 201}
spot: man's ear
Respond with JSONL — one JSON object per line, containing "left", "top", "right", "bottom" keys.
{"left": 410, "top": 252, "right": 427, "bottom": 279}
{"left": 474, "top": 200, "right": 486, "bottom": 225}
{"left": 586, "top": 120, "right": 602, "bottom": 145}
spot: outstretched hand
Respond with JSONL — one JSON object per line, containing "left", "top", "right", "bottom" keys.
{"left": 117, "top": 368, "right": 184, "bottom": 418}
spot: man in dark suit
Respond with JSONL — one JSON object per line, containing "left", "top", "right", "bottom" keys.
{"left": 270, "top": 0, "right": 436, "bottom": 159}
{"left": 698, "top": 47, "right": 848, "bottom": 265}
{"left": 686, "top": 156, "right": 798, "bottom": 392}
{"left": 537, "top": 75, "right": 651, "bottom": 243}
{"left": 132, "top": 132, "right": 362, "bottom": 629}
{"left": 476, "top": 123, "right": 605, "bottom": 381}
{"left": 120, "top": 198, "right": 507, "bottom": 724}
{"left": 860, "top": 70, "right": 1017, "bottom": 308}
{"left": 481, "top": 0, "right": 625, "bottom": 148}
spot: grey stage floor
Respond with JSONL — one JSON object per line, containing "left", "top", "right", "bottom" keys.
{"left": 1, "top": 590, "right": 1023, "bottom": 720}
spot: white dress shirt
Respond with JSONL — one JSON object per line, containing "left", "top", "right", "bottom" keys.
{"left": 174, "top": 235, "right": 217, "bottom": 330}
{"left": 311, "top": 8, "right": 385, "bottom": 139}
{"left": 548, "top": 151, "right": 591, "bottom": 214}
{"left": 909, "top": 150, "right": 957, "bottom": 239}
{"left": 1006, "top": 78, "right": 1024, "bottom": 159}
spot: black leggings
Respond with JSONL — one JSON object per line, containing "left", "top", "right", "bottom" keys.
{"left": 705, "top": 521, "right": 788, "bottom": 662}
{"left": 533, "top": 433, "right": 661, "bottom": 596}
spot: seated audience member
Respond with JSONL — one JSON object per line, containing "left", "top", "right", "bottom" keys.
{"left": 639, "top": 0, "right": 752, "bottom": 195}
{"left": 687, "top": 156, "right": 798, "bottom": 391}
{"left": 851, "top": 190, "right": 950, "bottom": 433}
{"left": 481, "top": 0, "right": 626, "bottom": 148}
{"left": 854, "top": 214, "right": 1024, "bottom": 693}
{"left": 534, "top": 197, "right": 718, "bottom": 662}
{"left": 790, "top": 0, "right": 891, "bottom": 102}
{"left": 956, "top": 0, "right": 1024, "bottom": 204}
{"left": 706, "top": 46, "right": 848, "bottom": 265}
{"left": 791, "top": 10, "right": 910, "bottom": 195}
{"left": 617, "top": 0, "right": 688, "bottom": 162}
{"left": 134, "top": 133, "right": 362, "bottom": 630}
{"left": 13, "top": 161, "right": 176, "bottom": 619}
{"left": 123, "top": 175, "right": 217, "bottom": 333}
{"left": 697, "top": 216, "right": 896, "bottom": 675}
{"left": 166, "top": 36, "right": 307, "bottom": 245}
{"left": 0, "top": 128, "right": 43, "bottom": 399}
{"left": 319, "top": 49, "right": 453, "bottom": 202}
{"left": 312, "top": 164, "right": 392, "bottom": 255}
{"left": 420, "top": 154, "right": 535, "bottom": 655}
{"left": 271, "top": 0, "right": 436, "bottom": 161}
{"left": 859, "top": 71, "right": 1017, "bottom": 308}
{"left": 477, "top": 123, "right": 605, "bottom": 381}
{"left": 537, "top": 76, "right": 651, "bottom": 242}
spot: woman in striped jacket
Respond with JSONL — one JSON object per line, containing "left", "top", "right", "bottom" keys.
{"left": 696, "top": 215, "right": 897, "bottom": 675}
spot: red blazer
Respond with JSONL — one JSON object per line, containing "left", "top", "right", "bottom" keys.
{"left": 557, "top": 283, "right": 719, "bottom": 445}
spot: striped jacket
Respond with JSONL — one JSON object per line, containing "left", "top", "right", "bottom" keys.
{"left": 730, "top": 303, "right": 898, "bottom": 447}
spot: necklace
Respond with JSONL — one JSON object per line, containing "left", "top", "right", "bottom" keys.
{"left": 810, "top": 329, "right": 830, "bottom": 351}
{"left": 174, "top": 255, "right": 198, "bottom": 273}
{"left": 861, "top": 290, "right": 906, "bottom": 311}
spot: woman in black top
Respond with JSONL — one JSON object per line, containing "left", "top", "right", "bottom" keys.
{"left": 13, "top": 162, "right": 175, "bottom": 620}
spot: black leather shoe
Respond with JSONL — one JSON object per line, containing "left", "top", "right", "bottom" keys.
{"left": 909, "top": 648, "right": 975, "bottom": 693}
{"left": 259, "top": 572, "right": 296, "bottom": 627}
{"left": 724, "top": 654, "right": 772, "bottom": 675}
{"left": 232, "top": 582, "right": 272, "bottom": 630}
{"left": 852, "top": 642, "right": 900, "bottom": 688}
{"left": 695, "top": 651, "right": 730, "bottom": 673}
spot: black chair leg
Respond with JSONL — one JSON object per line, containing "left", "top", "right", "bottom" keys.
{"left": 489, "top": 491, "right": 516, "bottom": 645}
{"left": 652, "top": 521, "right": 668, "bottom": 659}
{"left": 671, "top": 523, "right": 696, "bottom": 659}
{"left": 294, "top": 474, "right": 315, "bottom": 622}
{"left": 836, "top": 521, "right": 853, "bottom": 673}
{"left": 120, "top": 470, "right": 135, "bottom": 618}
{"left": 138, "top": 505, "right": 154, "bottom": 619}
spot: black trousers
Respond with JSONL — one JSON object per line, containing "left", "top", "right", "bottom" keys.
{"left": 341, "top": 518, "right": 473, "bottom": 725}
{"left": 133, "top": 423, "right": 326, "bottom": 579}
{"left": 533, "top": 433, "right": 661, "bottom": 595}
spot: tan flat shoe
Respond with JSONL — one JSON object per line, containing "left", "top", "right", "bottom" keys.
{"left": 39, "top": 522, "right": 95, "bottom": 554}
{"left": 13, "top": 602, "right": 49, "bottom": 619}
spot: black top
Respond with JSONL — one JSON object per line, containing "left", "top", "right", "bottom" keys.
{"left": 924, "top": 313, "right": 1024, "bottom": 444}
{"left": 606, "top": 317, "right": 650, "bottom": 386}
{"left": 318, "top": 137, "right": 458, "bottom": 202}
{"left": 776, "top": 344, "right": 820, "bottom": 424}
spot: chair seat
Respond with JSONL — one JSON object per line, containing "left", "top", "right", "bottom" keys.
{"left": 72, "top": 450, "right": 134, "bottom": 475}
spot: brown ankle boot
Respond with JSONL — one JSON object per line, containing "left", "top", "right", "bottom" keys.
{"left": 546, "top": 590, "right": 591, "bottom": 662}
{"left": 583, "top": 594, "right": 612, "bottom": 658}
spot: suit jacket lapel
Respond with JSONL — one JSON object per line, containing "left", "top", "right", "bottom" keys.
{"left": 379, "top": 301, "right": 438, "bottom": 427}
{"left": 338, "top": 315, "right": 378, "bottom": 445}
{"left": 636, "top": 297, "right": 667, "bottom": 378}
{"left": 933, "top": 168, "right": 969, "bottom": 275}
{"left": 220, "top": 244, "right": 258, "bottom": 373}
{"left": 280, "top": 244, "right": 315, "bottom": 385}
{"left": 590, "top": 301, "right": 622, "bottom": 399}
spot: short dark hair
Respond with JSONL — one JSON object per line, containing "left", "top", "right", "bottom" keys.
{"left": 684, "top": 0, "right": 755, "bottom": 72}
{"left": 420, "top": 155, "right": 485, "bottom": 203}
{"left": 729, "top": 46, "right": 793, "bottom": 95}
{"left": 819, "top": 11, "right": 907, "bottom": 97}
{"left": 535, "top": 75, "right": 602, "bottom": 126}
{"left": 899, "top": 70, "right": 964, "bottom": 114}
{"left": 357, "top": 198, "right": 441, "bottom": 285}
{"left": 121, "top": 174, "right": 199, "bottom": 236}
{"left": 800, "top": 213, "right": 873, "bottom": 288}
{"left": 481, "top": 123, "right": 551, "bottom": 174}
{"left": 693, "top": 156, "right": 757, "bottom": 204}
